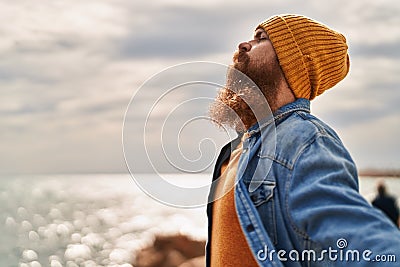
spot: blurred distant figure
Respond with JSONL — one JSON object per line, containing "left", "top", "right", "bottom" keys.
{"left": 372, "top": 181, "right": 399, "bottom": 227}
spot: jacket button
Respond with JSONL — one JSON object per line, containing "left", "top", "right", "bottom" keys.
{"left": 246, "top": 224, "right": 255, "bottom": 232}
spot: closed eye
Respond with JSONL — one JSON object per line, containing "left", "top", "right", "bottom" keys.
{"left": 254, "top": 29, "right": 269, "bottom": 42}
{"left": 257, "top": 37, "right": 268, "bottom": 43}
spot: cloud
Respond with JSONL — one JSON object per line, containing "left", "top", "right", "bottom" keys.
{"left": 0, "top": 0, "right": 399, "bottom": 174}
{"left": 351, "top": 42, "right": 400, "bottom": 59}
{"left": 340, "top": 113, "right": 400, "bottom": 170}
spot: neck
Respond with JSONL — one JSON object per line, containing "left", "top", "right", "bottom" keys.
{"left": 270, "top": 80, "right": 295, "bottom": 112}
{"left": 242, "top": 83, "right": 296, "bottom": 131}
{"left": 260, "top": 68, "right": 296, "bottom": 113}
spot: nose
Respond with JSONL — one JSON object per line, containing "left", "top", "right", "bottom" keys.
{"left": 238, "top": 42, "right": 252, "bottom": 52}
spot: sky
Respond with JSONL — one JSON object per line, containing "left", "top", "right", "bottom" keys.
{"left": 1, "top": 0, "right": 399, "bottom": 174}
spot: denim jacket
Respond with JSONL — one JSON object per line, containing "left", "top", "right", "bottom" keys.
{"left": 206, "top": 98, "right": 400, "bottom": 266}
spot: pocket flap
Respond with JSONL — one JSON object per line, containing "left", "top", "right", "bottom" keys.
{"left": 248, "top": 181, "right": 275, "bottom": 206}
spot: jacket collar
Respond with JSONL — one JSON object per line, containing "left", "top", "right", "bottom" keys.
{"left": 246, "top": 98, "right": 310, "bottom": 136}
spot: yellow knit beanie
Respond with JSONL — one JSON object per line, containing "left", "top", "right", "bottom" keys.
{"left": 258, "top": 15, "right": 350, "bottom": 100}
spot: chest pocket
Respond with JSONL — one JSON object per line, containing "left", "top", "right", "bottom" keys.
{"left": 248, "top": 180, "right": 278, "bottom": 245}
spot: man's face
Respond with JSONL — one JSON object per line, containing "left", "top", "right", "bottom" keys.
{"left": 209, "top": 28, "right": 283, "bottom": 132}
{"left": 233, "top": 27, "right": 280, "bottom": 86}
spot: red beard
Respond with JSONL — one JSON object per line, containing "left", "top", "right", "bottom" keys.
{"left": 208, "top": 51, "right": 281, "bottom": 132}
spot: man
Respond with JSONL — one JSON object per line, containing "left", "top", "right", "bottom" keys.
{"left": 372, "top": 181, "right": 399, "bottom": 227}
{"left": 207, "top": 14, "right": 400, "bottom": 266}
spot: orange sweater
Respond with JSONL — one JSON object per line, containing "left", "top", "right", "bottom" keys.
{"left": 210, "top": 141, "right": 258, "bottom": 266}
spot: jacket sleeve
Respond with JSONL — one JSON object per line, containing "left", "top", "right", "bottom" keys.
{"left": 287, "top": 134, "right": 400, "bottom": 264}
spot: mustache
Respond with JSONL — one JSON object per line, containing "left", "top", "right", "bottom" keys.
{"left": 232, "top": 50, "right": 250, "bottom": 67}
{"left": 226, "top": 52, "right": 254, "bottom": 95}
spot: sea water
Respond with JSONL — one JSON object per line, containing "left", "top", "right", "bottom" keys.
{"left": 1, "top": 174, "right": 399, "bottom": 266}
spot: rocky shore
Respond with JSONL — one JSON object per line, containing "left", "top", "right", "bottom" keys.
{"left": 134, "top": 234, "right": 206, "bottom": 267}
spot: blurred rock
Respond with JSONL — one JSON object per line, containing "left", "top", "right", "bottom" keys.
{"left": 134, "top": 234, "right": 205, "bottom": 267}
